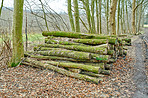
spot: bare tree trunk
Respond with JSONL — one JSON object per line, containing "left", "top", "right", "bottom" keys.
{"left": 68, "top": 0, "right": 75, "bottom": 31}
{"left": 91, "top": 0, "right": 96, "bottom": 33}
{"left": 9, "top": 0, "right": 24, "bottom": 67}
{"left": 96, "top": 0, "right": 99, "bottom": 33}
{"left": 120, "top": 6, "right": 123, "bottom": 34}
{"left": 99, "top": 0, "right": 102, "bottom": 34}
{"left": 0, "top": 0, "right": 4, "bottom": 16}
{"left": 137, "top": 4, "right": 142, "bottom": 32}
{"left": 117, "top": 0, "right": 120, "bottom": 35}
{"left": 74, "top": 0, "right": 80, "bottom": 32}
{"left": 39, "top": 0, "right": 49, "bottom": 31}
{"left": 84, "top": 0, "right": 92, "bottom": 33}
{"left": 106, "top": 0, "right": 109, "bottom": 34}
{"left": 122, "top": 0, "right": 126, "bottom": 33}
{"left": 132, "top": 0, "right": 136, "bottom": 34}
{"left": 126, "top": 0, "right": 130, "bottom": 33}
{"left": 109, "top": 0, "right": 117, "bottom": 35}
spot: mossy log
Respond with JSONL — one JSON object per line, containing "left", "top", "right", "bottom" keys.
{"left": 73, "top": 39, "right": 118, "bottom": 45}
{"left": 94, "top": 44, "right": 109, "bottom": 49}
{"left": 91, "top": 54, "right": 109, "bottom": 62}
{"left": 32, "top": 48, "right": 110, "bottom": 62}
{"left": 45, "top": 39, "right": 82, "bottom": 45}
{"left": 42, "top": 31, "right": 94, "bottom": 39}
{"left": 35, "top": 50, "right": 92, "bottom": 60}
{"left": 118, "top": 34, "right": 127, "bottom": 37}
{"left": 80, "top": 71, "right": 105, "bottom": 77}
{"left": 68, "top": 68, "right": 81, "bottom": 73}
{"left": 36, "top": 44, "right": 108, "bottom": 54}
{"left": 23, "top": 58, "right": 102, "bottom": 84}
{"left": 83, "top": 63, "right": 104, "bottom": 68}
{"left": 24, "top": 53, "right": 82, "bottom": 62}
{"left": 122, "top": 38, "right": 131, "bottom": 43}
{"left": 42, "top": 31, "right": 117, "bottom": 39}
{"left": 100, "top": 70, "right": 110, "bottom": 75}
{"left": 25, "top": 53, "right": 111, "bottom": 63}
{"left": 45, "top": 61, "right": 102, "bottom": 74}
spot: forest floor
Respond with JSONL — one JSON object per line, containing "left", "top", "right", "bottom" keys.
{"left": 0, "top": 29, "right": 147, "bottom": 97}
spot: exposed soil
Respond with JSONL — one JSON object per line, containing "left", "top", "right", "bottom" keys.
{"left": 130, "top": 28, "right": 148, "bottom": 98}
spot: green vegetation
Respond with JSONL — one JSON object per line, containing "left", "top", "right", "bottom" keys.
{"left": 0, "top": 33, "right": 44, "bottom": 44}
{"left": 23, "top": 33, "right": 44, "bottom": 42}
{"left": 144, "top": 25, "right": 148, "bottom": 28}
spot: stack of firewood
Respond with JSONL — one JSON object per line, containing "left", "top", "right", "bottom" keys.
{"left": 23, "top": 31, "right": 131, "bottom": 84}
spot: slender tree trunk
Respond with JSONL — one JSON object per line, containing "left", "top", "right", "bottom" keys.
{"left": 68, "top": 0, "right": 75, "bottom": 31}
{"left": 135, "top": 0, "right": 139, "bottom": 32}
{"left": 9, "top": 0, "right": 24, "bottom": 67}
{"left": 109, "top": 0, "right": 117, "bottom": 35}
{"left": 91, "top": 0, "right": 96, "bottom": 33}
{"left": 137, "top": 4, "right": 142, "bottom": 32}
{"left": 106, "top": 0, "right": 109, "bottom": 34}
{"left": 122, "top": 0, "right": 126, "bottom": 33}
{"left": 132, "top": 0, "right": 136, "bottom": 34}
{"left": 99, "top": 0, "right": 102, "bottom": 34}
{"left": 0, "top": 0, "right": 4, "bottom": 16}
{"left": 126, "top": 0, "right": 130, "bottom": 33}
{"left": 74, "top": 0, "right": 80, "bottom": 32}
{"left": 120, "top": 6, "right": 123, "bottom": 34}
{"left": 96, "top": 0, "right": 99, "bottom": 33}
{"left": 84, "top": 0, "right": 92, "bottom": 33}
{"left": 117, "top": 0, "right": 120, "bottom": 35}
{"left": 39, "top": 0, "right": 49, "bottom": 31}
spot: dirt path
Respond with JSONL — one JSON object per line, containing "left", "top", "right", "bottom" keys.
{"left": 131, "top": 28, "right": 148, "bottom": 98}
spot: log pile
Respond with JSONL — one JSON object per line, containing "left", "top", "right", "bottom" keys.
{"left": 23, "top": 31, "right": 131, "bottom": 84}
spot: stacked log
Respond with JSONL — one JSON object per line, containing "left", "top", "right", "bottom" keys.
{"left": 23, "top": 31, "right": 131, "bottom": 84}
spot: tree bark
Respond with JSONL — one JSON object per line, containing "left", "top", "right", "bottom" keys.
{"left": 45, "top": 61, "right": 102, "bottom": 74}
{"left": 68, "top": 0, "right": 75, "bottom": 31}
{"left": 99, "top": 0, "right": 102, "bottom": 34}
{"left": 91, "top": 0, "right": 96, "bottom": 33}
{"left": 45, "top": 39, "right": 82, "bottom": 45}
{"left": 9, "top": 0, "right": 24, "bottom": 67}
{"left": 74, "top": 0, "right": 80, "bottom": 32}
{"left": 36, "top": 50, "right": 92, "bottom": 60}
{"left": 84, "top": 0, "right": 92, "bottom": 33}
{"left": 117, "top": 0, "right": 120, "bottom": 35}
{"left": 132, "top": 0, "right": 136, "bottom": 34}
{"left": 0, "top": 0, "right": 4, "bottom": 16}
{"left": 37, "top": 44, "right": 107, "bottom": 54}
{"left": 109, "top": 0, "right": 117, "bottom": 35}
{"left": 137, "top": 4, "right": 142, "bottom": 32}
{"left": 106, "top": 0, "right": 109, "bottom": 34}
{"left": 25, "top": 53, "right": 109, "bottom": 63}
{"left": 73, "top": 39, "right": 118, "bottom": 45}
{"left": 126, "top": 0, "right": 130, "bottom": 33}
{"left": 81, "top": 71, "right": 105, "bottom": 77}
{"left": 39, "top": 0, "right": 49, "bottom": 31}
{"left": 42, "top": 31, "right": 94, "bottom": 39}
{"left": 96, "top": 0, "right": 99, "bottom": 33}
{"left": 23, "top": 58, "right": 102, "bottom": 84}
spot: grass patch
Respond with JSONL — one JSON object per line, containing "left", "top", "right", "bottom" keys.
{"left": 23, "top": 33, "right": 44, "bottom": 42}
{"left": 0, "top": 33, "right": 44, "bottom": 44}
{"left": 144, "top": 25, "right": 148, "bottom": 28}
